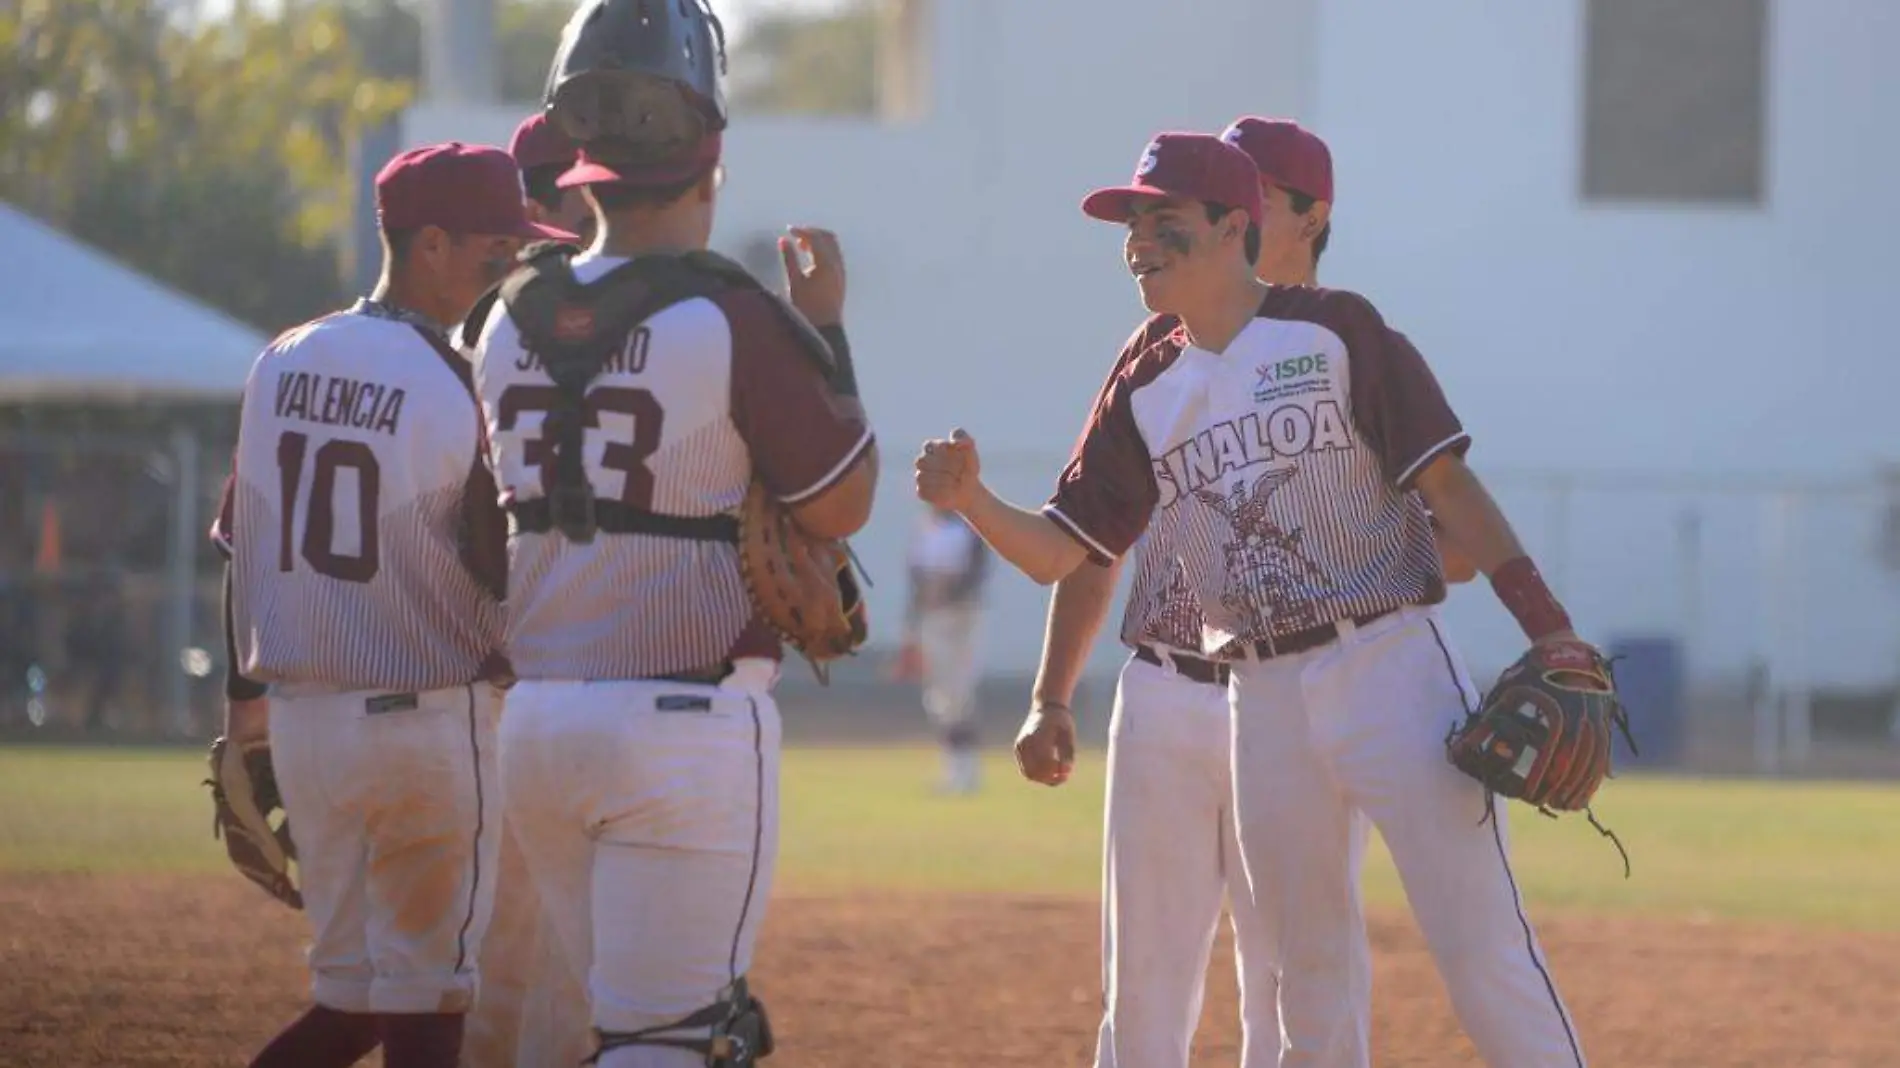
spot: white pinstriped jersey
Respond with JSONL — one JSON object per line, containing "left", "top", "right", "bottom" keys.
{"left": 216, "top": 301, "right": 508, "bottom": 692}
{"left": 469, "top": 254, "right": 873, "bottom": 680}
{"left": 1120, "top": 515, "right": 1206, "bottom": 653}
{"left": 1049, "top": 287, "right": 1468, "bottom": 659}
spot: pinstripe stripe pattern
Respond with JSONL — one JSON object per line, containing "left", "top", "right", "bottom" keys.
{"left": 1114, "top": 315, "right": 1446, "bottom": 657}
{"left": 228, "top": 311, "right": 505, "bottom": 692}
{"left": 1119, "top": 508, "right": 1205, "bottom": 650}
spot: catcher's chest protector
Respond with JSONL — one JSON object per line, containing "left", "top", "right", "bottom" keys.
{"left": 484, "top": 244, "right": 870, "bottom": 683}
{"left": 494, "top": 244, "right": 837, "bottom": 544}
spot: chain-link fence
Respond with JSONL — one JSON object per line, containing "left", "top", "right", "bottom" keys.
{"left": 0, "top": 395, "right": 237, "bottom": 741}
{"left": 5, "top": 410, "right": 1897, "bottom": 775}
{"left": 972, "top": 449, "right": 1900, "bottom": 778}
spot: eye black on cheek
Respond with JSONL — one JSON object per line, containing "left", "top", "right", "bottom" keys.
{"left": 1155, "top": 227, "right": 1192, "bottom": 256}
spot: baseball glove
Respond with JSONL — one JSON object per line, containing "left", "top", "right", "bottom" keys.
{"left": 737, "top": 479, "right": 869, "bottom": 684}
{"left": 1446, "top": 638, "right": 1637, "bottom": 872}
{"left": 205, "top": 734, "right": 302, "bottom": 909}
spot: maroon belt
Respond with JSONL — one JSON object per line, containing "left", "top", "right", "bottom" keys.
{"left": 1135, "top": 607, "right": 1403, "bottom": 686}
{"left": 1132, "top": 645, "right": 1230, "bottom": 686}
{"left": 1228, "top": 607, "right": 1400, "bottom": 662}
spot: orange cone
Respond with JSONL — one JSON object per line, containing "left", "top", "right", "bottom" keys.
{"left": 33, "top": 499, "right": 61, "bottom": 574}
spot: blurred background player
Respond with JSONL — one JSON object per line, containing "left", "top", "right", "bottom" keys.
{"left": 216, "top": 141, "right": 565, "bottom": 1068}
{"left": 897, "top": 503, "right": 991, "bottom": 794}
{"left": 467, "top": 3, "right": 877, "bottom": 1065}
{"left": 510, "top": 111, "right": 595, "bottom": 247}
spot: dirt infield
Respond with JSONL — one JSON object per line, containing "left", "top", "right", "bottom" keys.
{"left": 3, "top": 873, "right": 1894, "bottom": 1067}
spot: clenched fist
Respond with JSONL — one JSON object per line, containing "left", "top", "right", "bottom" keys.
{"left": 779, "top": 226, "right": 845, "bottom": 327}
{"left": 914, "top": 429, "right": 981, "bottom": 513}
{"left": 1014, "top": 704, "right": 1076, "bottom": 787}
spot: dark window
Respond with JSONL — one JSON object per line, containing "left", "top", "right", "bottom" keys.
{"left": 1582, "top": 0, "right": 1769, "bottom": 204}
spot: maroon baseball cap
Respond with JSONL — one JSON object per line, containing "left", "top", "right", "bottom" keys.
{"left": 1081, "top": 132, "right": 1264, "bottom": 228}
{"left": 509, "top": 112, "right": 577, "bottom": 172}
{"left": 1220, "top": 116, "right": 1334, "bottom": 204}
{"left": 376, "top": 142, "right": 576, "bottom": 241}
{"left": 556, "top": 132, "right": 724, "bottom": 190}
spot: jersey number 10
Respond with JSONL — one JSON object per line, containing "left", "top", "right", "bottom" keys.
{"left": 276, "top": 430, "right": 380, "bottom": 583}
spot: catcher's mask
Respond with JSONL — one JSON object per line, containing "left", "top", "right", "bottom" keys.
{"left": 545, "top": 0, "right": 729, "bottom": 158}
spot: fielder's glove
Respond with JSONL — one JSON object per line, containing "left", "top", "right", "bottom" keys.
{"left": 737, "top": 479, "right": 869, "bottom": 685}
{"left": 1446, "top": 638, "right": 1637, "bottom": 873}
{"left": 205, "top": 734, "right": 302, "bottom": 909}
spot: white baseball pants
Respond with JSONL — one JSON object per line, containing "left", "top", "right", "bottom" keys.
{"left": 1094, "top": 650, "right": 1278, "bottom": 1068}
{"left": 462, "top": 806, "right": 588, "bottom": 1068}
{"left": 1228, "top": 605, "right": 1586, "bottom": 1068}
{"left": 498, "top": 661, "right": 782, "bottom": 1068}
{"left": 267, "top": 683, "right": 503, "bottom": 1016}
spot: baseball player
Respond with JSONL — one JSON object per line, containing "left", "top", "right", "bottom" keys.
{"left": 899, "top": 503, "right": 992, "bottom": 794}
{"left": 511, "top": 111, "right": 596, "bottom": 247}
{"left": 463, "top": 4, "right": 876, "bottom": 1065}
{"left": 1015, "top": 117, "right": 1380, "bottom": 1068}
{"left": 213, "top": 142, "right": 571, "bottom": 1068}
{"left": 918, "top": 131, "right": 1591, "bottom": 1066}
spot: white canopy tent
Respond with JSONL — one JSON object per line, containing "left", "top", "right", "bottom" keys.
{"left": 0, "top": 201, "right": 266, "bottom": 396}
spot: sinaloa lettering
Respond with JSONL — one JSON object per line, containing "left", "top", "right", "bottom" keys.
{"left": 1154, "top": 460, "right": 1182, "bottom": 509}
{"left": 1160, "top": 400, "right": 1353, "bottom": 497}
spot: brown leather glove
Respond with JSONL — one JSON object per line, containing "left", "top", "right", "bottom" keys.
{"left": 737, "top": 480, "right": 868, "bottom": 684}
{"left": 205, "top": 734, "right": 301, "bottom": 910}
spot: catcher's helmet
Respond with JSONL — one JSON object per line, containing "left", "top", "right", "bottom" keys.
{"left": 544, "top": 0, "right": 729, "bottom": 159}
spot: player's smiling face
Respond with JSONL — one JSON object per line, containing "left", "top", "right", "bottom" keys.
{"left": 1123, "top": 196, "right": 1224, "bottom": 313}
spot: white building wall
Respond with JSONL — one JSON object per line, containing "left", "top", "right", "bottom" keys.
{"left": 1308, "top": 1, "right": 1900, "bottom": 687}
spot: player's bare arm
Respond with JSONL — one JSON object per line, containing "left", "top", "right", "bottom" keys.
{"left": 780, "top": 225, "right": 845, "bottom": 327}
{"left": 1413, "top": 452, "right": 1576, "bottom": 643}
{"left": 915, "top": 429, "right": 1091, "bottom": 586}
{"left": 1017, "top": 558, "right": 1120, "bottom": 786}
{"left": 767, "top": 221, "right": 879, "bottom": 540}
{"left": 224, "top": 693, "right": 268, "bottom": 740}
{"left": 791, "top": 448, "right": 879, "bottom": 539}
{"left": 1433, "top": 515, "right": 1478, "bottom": 584}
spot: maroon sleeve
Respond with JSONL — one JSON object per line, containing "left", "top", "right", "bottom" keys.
{"left": 1335, "top": 293, "right": 1471, "bottom": 489}
{"left": 1046, "top": 317, "right": 1174, "bottom": 569}
{"left": 725, "top": 290, "right": 874, "bottom": 503}
{"left": 1043, "top": 365, "right": 1160, "bottom": 565}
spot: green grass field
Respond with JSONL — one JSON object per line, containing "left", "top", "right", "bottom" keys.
{"left": 5, "top": 745, "right": 1900, "bottom": 932}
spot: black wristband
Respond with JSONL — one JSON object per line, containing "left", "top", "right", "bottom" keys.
{"left": 817, "top": 323, "right": 858, "bottom": 398}
{"left": 223, "top": 563, "right": 268, "bottom": 702}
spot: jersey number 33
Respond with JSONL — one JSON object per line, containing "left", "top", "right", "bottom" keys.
{"left": 492, "top": 385, "right": 667, "bottom": 507}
